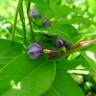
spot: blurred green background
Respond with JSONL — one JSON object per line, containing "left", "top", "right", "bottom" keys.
{"left": 0, "top": 0, "right": 96, "bottom": 40}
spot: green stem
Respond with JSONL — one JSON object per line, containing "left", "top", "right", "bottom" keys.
{"left": 12, "top": 0, "right": 20, "bottom": 41}
{"left": 27, "top": 2, "right": 35, "bottom": 42}
{"left": 19, "top": 0, "right": 27, "bottom": 45}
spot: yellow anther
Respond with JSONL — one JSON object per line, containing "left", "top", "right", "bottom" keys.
{"left": 43, "top": 49, "right": 52, "bottom": 53}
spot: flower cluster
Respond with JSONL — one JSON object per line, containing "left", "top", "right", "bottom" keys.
{"left": 30, "top": 5, "right": 51, "bottom": 27}
{"left": 28, "top": 6, "right": 71, "bottom": 60}
{"left": 27, "top": 37, "right": 71, "bottom": 60}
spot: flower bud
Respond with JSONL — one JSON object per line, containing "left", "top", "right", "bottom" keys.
{"left": 56, "top": 38, "right": 71, "bottom": 49}
{"left": 42, "top": 20, "right": 51, "bottom": 27}
{"left": 30, "top": 5, "right": 42, "bottom": 19}
{"left": 56, "top": 38, "right": 65, "bottom": 48}
{"left": 27, "top": 43, "right": 42, "bottom": 59}
{"left": 48, "top": 48, "right": 62, "bottom": 60}
{"left": 32, "top": 15, "right": 42, "bottom": 19}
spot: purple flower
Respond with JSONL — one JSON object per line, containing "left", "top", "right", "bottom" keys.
{"left": 56, "top": 38, "right": 71, "bottom": 49}
{"left": 56, "top": 38, "right": 65, "bottom": 48}
{"left": 30, "top": 5, "right": 42, "bottom": 19}
{"left": 42, "top": 20, "right": 51, "bottom": 27}
{"left": 27, "top": 43, "right": 42, "bottom": 59}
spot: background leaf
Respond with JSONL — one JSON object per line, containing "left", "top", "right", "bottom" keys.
{"left": 87, "top": 0, "right": 96, "bottom": 14}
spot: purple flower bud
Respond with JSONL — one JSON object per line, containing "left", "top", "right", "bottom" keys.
{"left": 56, "top": 38, "right": 64, "bottom": 48}
{"left": 30, "top": 5, "right": 42, "bottom": 19}
{"left": 42, "top": 20, "right": 51, "bottom": 27}
{"left": 48, "top": 49, "right": 59, "bottom": 59}
{"left": 56, "top": 38, "right": 71, "bottom": 49}
{"left": 27, "top": 43, "right": 42, "bottom": 59}
{"left": 32, "top": 14, "right": 42, "bottom": 19}
{"left": 32, "top": 5, "right": 38, "bottom": 15}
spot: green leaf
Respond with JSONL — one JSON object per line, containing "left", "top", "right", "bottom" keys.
{"left": 81, "top": 46, "right": 96, "bottom": 74}
{"left": 56, "top": 51, "right": 96, "bottom": 75}
{"left": 38, "top": 6, "right": 55, "bottom": 19}
{"left": 0, "top": 39, "right": 23, "bottom": 67}
{"left": 53, "top": 5, "right": 73, "bottom": 17}
{"left": 43, "top": 68, "right": 85, "bottom": 96}
{"left": 57, "top": 55, "right": 93, "bottom": 71}
{"left": 0, "top": 53, "right": 56, "bottom": 96}
{"left": 49, "top": 0, "right": 61, "bottom": 7}
{"left": 38, "top": 24, "right": 78, "bottom": 43}
{"left": 63, "top": 16, "right": 93, "bottom": 25}
{"left": 31, "top": 0, "right": 55, "bottom": 19}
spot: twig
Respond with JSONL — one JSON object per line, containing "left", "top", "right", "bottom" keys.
{"left": 12, "top": 1, "right": 20, "bottom": 41}
{"left": 19, "top": 0, "right": 27, "bottom": 45}
{"left": 27, "top": 2, "right": 35, "bottom": 41}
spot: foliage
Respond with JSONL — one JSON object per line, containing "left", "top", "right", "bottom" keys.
{"left": 0, "top": 0, "right": 96, "bottom": 96}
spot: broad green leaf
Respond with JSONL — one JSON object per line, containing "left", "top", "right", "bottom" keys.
{"left": 31, "top": 0, "right": 72, "bottom": 18}
{"left": 49, "top": 0, "right": 61, "bottom": 7}
{"left": 0, "top": 53, "right": 56, "bottom": 96}
{"left": 0, "top": 39, "right": 23, "bottom": 67}
{"left": 63, "top": 16, "right": 93, "bottom": 25}
{"left": 43, "top": 68, "right": 85, "bottom": 96}
{"left": 37, "top": 4, "right": 55, "bottom": 19}
{"left": 53, "top": 5, "right": 73, "bottom": 17}
{"left": 38, "top": 24, "right": 78, "bottom": 43}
